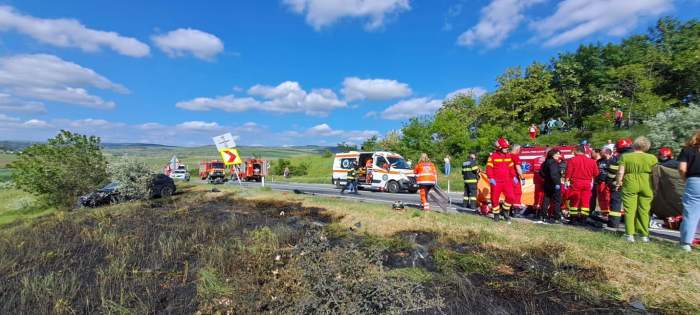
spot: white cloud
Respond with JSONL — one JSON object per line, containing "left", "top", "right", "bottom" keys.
{"left": 0, "top": 113, "right": 20, "bottom": 122}
{"left": 341, "top": 77, "right": 412, "bottom": 101}
{"left": 305, "top": 123, "right": 379, "bottom": 142}
{"left": 22, "top": 119, "right": 50, "bottom": 128}
{"left": 176, "top": 121, "right": 222, "bottom": 131}
{"left": 283, "top": 0, "right": 411, "bottom": 31}
{"left": 175, "top": 95, "right": 260, "bottom": 112}
{"left": 67, "top": 118, "right": 123, "bottom": 128}
{"left": 457, "top": 0, "right": 544, "bottom": 49}
{"left": 0, "top": 93, "right": 46, "bottom": 113}
{"left": 0, "top": 5, "right": 149, "bottom": 57}
{"left": 380, "top": 97, "right": 443, "bottom": 120}
{"left": 138, "top": 122, "right": 165, "bottom": 130}
{"left": 531, "top": 0, "right": 672, "bottom": 47}
{"left": 152, "top": 28, "right": 224, "bottom": 60}
{"left": 446, "top": 87, "right": 487, "bottom": 99}
{"left": 306, "top": 123, "right": 343, "bottom": 136}
{"left": 0, "top": 54, "right": 127, "bottom": 109}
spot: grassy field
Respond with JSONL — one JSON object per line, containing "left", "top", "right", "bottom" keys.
{"left": 1, "top": 183, "right": 697, "bottom": 313}
{"left": 0, "top": 188, "right": 55, "bottom": 226}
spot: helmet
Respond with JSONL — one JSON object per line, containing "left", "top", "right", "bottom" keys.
{"left": 615, "top": 138, "right": 633, "bottom": 151}
{"left": 495, "top": 137, "right": 510, "bottom": 150}
{"left": 580, "top": 139, "right": 588, "bottom": 145}
{"left": 658, "top": 147, "right": 672, "bottom": 159}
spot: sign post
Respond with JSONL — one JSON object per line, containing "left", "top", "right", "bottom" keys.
{"left": 444, "top": 156, "right": 451, "bottom": 194}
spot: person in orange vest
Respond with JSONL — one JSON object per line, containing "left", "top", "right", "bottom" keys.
{"left": 510, "top": 144, "right": 526, "bottom": 214}
{"left": 486, "top": 137, "right": 516, "bottom": 223}
{"left": 565, "top": 145, "right": 600, "bottom": 224}
{"left": 365, "top": 158, "right": 374, "bottom": 183}
{"left": 414, "top": 153, "right": 437, "bottom": 211}
{"left": 613, "top": 107, "right": 624, "bottom": 129}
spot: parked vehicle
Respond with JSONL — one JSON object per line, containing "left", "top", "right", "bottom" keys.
{"left": 170, "top": 169, "right": 190, "bottom": 181}
{"left": 232, "top": 159, "right": 268, "bottom": 182}
{"left": 77, "top": 174, "right": 176, "bottom": 208}
{"left": 199, "top": 160, "right": 226, "bottom": 183}
{"left": 332, "top": 151, "right": 418, "bottom": 193}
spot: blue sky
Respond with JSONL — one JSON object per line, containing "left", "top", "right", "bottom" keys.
{"left": 1, "top": 0, "right": 699, "bottom": 146}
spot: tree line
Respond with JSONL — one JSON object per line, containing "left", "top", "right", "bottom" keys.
{"left": 359, "top": 17, "right": 700, "bottom": 165}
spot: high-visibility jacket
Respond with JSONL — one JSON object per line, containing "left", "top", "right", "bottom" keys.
{"left": 565, "top": 154, "right": 599, "bottom": 182}
{"left": 346, "top": 168, "right": 357, "bottom": 180}
{"left": 486, "top": 151, "right": 515, "bottom": 182}
{"left": 414, "top": 162, "right": 437, "bottom": 185}
{"left": 461, "top": 159, "right": 479, "bottom": 184}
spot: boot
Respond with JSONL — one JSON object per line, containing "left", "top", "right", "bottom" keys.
{"left": 608, "top": 216, "right": 621, "bottom": 228}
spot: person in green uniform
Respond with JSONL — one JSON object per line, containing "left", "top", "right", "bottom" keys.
{"left": 615, "top": 136, "right": 658, "bottom": 242}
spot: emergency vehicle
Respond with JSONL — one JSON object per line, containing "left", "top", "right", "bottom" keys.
{"left": 332, "top": 151, "right": 419, "bottom": 193}
{"left": 199, "top": 160, "right": 227, "bottom": 183}
{"left": 476, "top": 145, "right": 588, "bottom": 208}
{"left": 232, "top": 159, "right": 268, "bottom": 182}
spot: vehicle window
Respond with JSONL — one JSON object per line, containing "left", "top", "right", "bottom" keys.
{"left": 211, "top": 163, "right": 225, "bottom": 169}
{"left": 102, "top": 182, "right": 120, "bottom": 190}
{"left": 387, "top": 157, "right": 410, "bottom": 169}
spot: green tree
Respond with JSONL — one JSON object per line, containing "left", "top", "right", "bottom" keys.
{"left": 336, "top": 142, "right": 356, "bottom": 152}
{"left": 645, "top": 104, "right": 700, "bottom": 152}
{"left": 108, "top": 158, "right": 155, "bottom": 201}
{"left": 377, "top": 130, "right": 402, "bottom": 152}
{"left": 360, "top": 136, "right": 379, "bottom": 151}
{"left": 9, "top": 130, "right": 108, "bottom": 207}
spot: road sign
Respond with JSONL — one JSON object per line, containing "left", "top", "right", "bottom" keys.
{"left": 212, "top": 133, "right": 237, "bottom": 151}
{"left": 220, "top": 148, "right": 242, "bottom": 165}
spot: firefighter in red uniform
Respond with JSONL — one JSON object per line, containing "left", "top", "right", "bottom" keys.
{"left": 414, "top": 153, "right": 437, "bottom": 211}
{"left": 565, "top": 145, "right": 600, "bottom": 223}
{"left": 510, "top": 144, "right": 526, "bottom": 214}
{"left": 486, "top": 137, "right": 516, "bottom": 223}
{"left": 532, "top": 152, "right": 547, "bottom": 215}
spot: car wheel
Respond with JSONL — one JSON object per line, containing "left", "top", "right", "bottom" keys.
{"left": 386, "top": 180, "right": 400, "bottom": 193}
{"left": 160, "top": 186, "right": 174, "bottom": 198}
{"left": 334, "top": 178, "right": 341, "bottom": 188}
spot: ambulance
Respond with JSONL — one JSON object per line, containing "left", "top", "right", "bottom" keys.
{"left": 332, "top": 151, "right": 418, "bottom": 193}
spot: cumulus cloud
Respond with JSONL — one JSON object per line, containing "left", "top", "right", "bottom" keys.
{"left": 175, "top": 95, "right": 259, "bottom": 112}
{"left": 0, "top": 5, "right": 149, "bottom": 57}
{"left": 22, "top": 119, "right": 50, "bottom": 128}
{"left": 380, "top": 97, "right": 442, "bottom": 120}
{"left": 341, "top": 77, "right": 412, "bottom": 101}
{"left": 176, "top": 121, "right": 222, "bottom": 131}
{"left": 457, "top": 0, "right": 544, "bottom": 49}
{"left": 531, "top": 0, "right": 672, "bottom": 47}
{"left": 304, "top": 123, "right": 379, "bottom": 142}
{"left": 0, "top": 54, "right": 127, "bottom": 109}
{"left": 152, "top": 28, "right": 224, "bottom": 60}
{"left": 283, "top": 0, "right": 411, "bottom": 30}
{"left": 446, "top": 87, "right": 487, "bottom": 100}
{"left": 306, "top": 123, "right": 343, "bottom": 136}
{"left": 0, "top": 113, "right": 20, "bottom": 122}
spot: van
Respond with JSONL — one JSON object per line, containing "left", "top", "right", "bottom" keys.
{"left": 332, "top": 151, "right": 418, "bottom": 193}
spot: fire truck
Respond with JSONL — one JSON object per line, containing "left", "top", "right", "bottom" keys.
{"left": 199, "top": 160, "right": 227, "bottom": 183}
{"left": 232, "top": 159, "right": 268, "bottom": 182}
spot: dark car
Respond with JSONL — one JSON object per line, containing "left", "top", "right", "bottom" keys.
{"left": 78, "top": 174, "right": 176, "bottom": 208}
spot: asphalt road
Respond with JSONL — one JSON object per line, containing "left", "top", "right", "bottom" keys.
{"left": 224, "top": 180, "right": 693, "bottom": 243}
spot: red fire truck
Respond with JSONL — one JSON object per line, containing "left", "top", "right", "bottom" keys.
{"left": 199, "top": 160, "right": 227, "bottom": 183}
{"left": 232, "top": 159, "right": 268, "bottom": 182}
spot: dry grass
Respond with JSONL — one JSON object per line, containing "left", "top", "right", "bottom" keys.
{"left": 226, "top": 185, "right": 700, "bottom": 314}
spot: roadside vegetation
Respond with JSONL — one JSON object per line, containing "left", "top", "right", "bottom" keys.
{"left": 1, "top": 184, "right": 698, "bottom": 314}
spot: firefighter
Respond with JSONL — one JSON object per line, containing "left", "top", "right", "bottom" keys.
{"left": 595, "top": 148, "right": 613, "bottom": 219}
{"left": 486, "top": 137, "right": 516, "bottom": 223}
{"left": 532, "top": 151, "right": 547, "bottom": 218}
{"left": 414, "top": 153, "right": 437, "bottom": 211}
{"left": 565, "top": 145, "right": 599, "bottom": 223}
{"left": 607, "top": 138, "right": 634, "bottom": 228}
{"left": 510, "top": 144, "right": 526, "bottom": 214}
{"left": 657, "top": 147, "right": 680, "bottom": 169}
{"left": 340, "top": 161, "right": 359, "bottom": 194}
{"left": 461, "top": 153, "right": 480, "bottom": 209}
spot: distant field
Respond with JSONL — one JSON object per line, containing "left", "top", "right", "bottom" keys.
{"left": 0, "top": 153, "right": 15, "bottom": 168}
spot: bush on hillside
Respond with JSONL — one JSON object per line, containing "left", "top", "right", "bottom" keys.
{"left": 272, "top": 159, "right": 309, "bottom": 177}
{"left": 108, "top": 158, "right": 155, "bottom": 201}
{"left": 645, "top": 104, "right": 700, "bottom": 152}
{"left": 8, "top": 130, "right": 108, "bottom": 207}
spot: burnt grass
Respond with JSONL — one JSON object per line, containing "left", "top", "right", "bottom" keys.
{"left": 0, "top": 190, "right": 648, "bottom": 315}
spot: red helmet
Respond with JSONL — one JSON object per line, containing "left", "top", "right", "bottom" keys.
{"left": 495, "top": 137, "right": 510, "bottom": 150}
{"left": 615, "top": 138, "right": 632, "bottom": 151}
{"left": 658, "top": 147, "right": 672, "bottom": 159}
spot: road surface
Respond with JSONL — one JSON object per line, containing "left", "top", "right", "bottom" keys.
{"left": 222, "top": 180, "right": 693, "bottom": 243}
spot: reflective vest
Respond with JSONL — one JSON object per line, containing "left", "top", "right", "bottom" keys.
{"left": 346, "top": 169, "right": 357, "bottom": 180}
{"left": 414, "top": 162, "right": 437, "bottom": 185}
{"left": 462, "top": 160, "right": 479, "bottom": 184}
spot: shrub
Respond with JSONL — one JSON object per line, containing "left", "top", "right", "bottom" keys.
{"left": 9, "top": 130, "right": 108, "bottom": 207}
{"left": 645, "top": 104, "right": 700, "bottom": 152}
{"left": 108, "top": 158, "right": 155, "bottom": 201}
{"left": 322, "top": 149, "right": 333, "bottom": 158}
{"left": 272, "top": 159, "right": 291, "bottom": 176}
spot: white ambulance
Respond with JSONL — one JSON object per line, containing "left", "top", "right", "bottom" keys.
{"left": 332, "top": 151, "right": 418, "bottom": 193}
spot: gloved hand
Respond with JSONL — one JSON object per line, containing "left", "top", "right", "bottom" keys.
{"left": 489, "top": 178, "right": 497, "bottom": 186}
{"left": 555, "top": 184, "right": 561, "bottom": 190}
{"left": 513, "top": 177, "right": 519, "bottom": 185}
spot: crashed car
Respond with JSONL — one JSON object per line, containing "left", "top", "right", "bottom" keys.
{"left": 78, "top": 174, "right": 176, "bottom": 208}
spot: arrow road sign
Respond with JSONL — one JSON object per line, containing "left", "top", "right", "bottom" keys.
{"left": 220, "top": 148, "right": 242, "bottom": 165}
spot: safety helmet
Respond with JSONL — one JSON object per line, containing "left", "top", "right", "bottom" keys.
{"left": 580, "top": 139, "right": 589, "bottom": 145}
{"left": 658, "top": 147, "right": 672, "bottom": 159}
{"left": 615, "top": 138, "right": 633, "bottom": 151}
{"left": 495, "top": 137, "right": 510, "bottom": 150}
